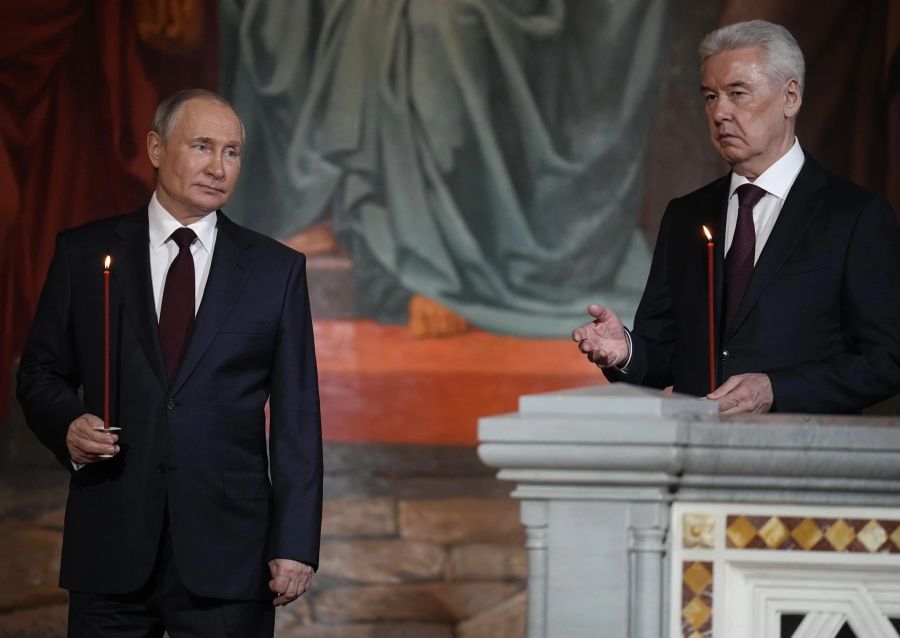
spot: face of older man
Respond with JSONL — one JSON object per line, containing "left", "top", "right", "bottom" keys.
{"left": 146, "top": 98, "right": 243, "bottom": 223}
{"left": 701, "top": 45, "right": 801, "bottom": 180}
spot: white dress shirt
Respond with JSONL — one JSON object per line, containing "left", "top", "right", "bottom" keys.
{"left": 724, "top": 138, "right": 805, "bottom": 263}
{"left": 148, "top": 192, "right": 218, "bottom": 318}
{"left": 74, "top": 195, "right": 218, "bottom": 469}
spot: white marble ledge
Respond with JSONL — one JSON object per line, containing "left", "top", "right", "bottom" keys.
{"left": 517, "top": 384, "right": 719, "bottom": 417}
{"left": 480, "top": 384, "right": 900, "bottom": 453}
{"left": 478, "top": 384, "right": 900, "bottom": 489}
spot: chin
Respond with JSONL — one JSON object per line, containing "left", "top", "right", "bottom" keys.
{"left": 718, "top": 148, "right": 746, "bottom": 165}
{"left": 192, "top": 198, "right": 227, "bottom": 213}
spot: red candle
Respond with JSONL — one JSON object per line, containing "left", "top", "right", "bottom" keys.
{"left": 104, "top": 255, "right": 111, "bottom": 430}
{"left": 702, "top": 226, "right": 715, "bottom": 393}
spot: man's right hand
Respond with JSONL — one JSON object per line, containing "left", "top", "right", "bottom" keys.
{"left": 67, "top": 414, "right": 119, "bottom": 464}
{"left": 571, "top": 304, "right": 630, "bottom": 368}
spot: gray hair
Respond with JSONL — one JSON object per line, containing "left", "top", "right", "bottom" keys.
{"left": 699, "top": 20, "right": 805, "bottom": 94}
{"left": 152, "top": 88, "right": 245, "bottom": 142}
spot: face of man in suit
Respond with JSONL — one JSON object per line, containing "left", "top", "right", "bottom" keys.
{"left": 146, "top": 98, "right": 243, "bottom": 223}
{"left": 701, "top": 45, "right": 802, "bottom": 180}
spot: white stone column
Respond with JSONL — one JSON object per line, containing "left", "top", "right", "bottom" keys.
{"left": 629, "top": 526, "right": 667, "bottom": 638}
{"left": 478, "top": 384, "right": 713, "bottom": 637}
{"left": 521, "top": 500, "right": 549, "bottom": 638}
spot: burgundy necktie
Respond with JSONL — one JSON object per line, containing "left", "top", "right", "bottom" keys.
{"left": 725, "top": 183, "right": 766, "bottom": 324}
{"left": 159, "top": 227, "right": 197, "bottom": 382}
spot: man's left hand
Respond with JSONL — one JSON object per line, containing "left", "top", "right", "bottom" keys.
{"left": 708, "top": 373, "right": 773, "bottom": 414}
{"left": 268, "top": 558, "right": 313, "bottom": 606}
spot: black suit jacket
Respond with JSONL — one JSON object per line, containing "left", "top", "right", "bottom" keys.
{"left": 17, "top": 208, "right": 323, "bottom": 599}
{"left": 613, "top": 155, "right": 900, "bottom": 413}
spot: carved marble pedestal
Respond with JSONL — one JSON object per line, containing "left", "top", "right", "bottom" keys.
{"left": 478, "top": 384, "right": 900, "bottom": 638}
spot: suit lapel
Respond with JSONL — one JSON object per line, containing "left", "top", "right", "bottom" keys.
{"left": 111, "top": 209, "right": 168, "bottom": 390}
{"left": 170, "top": 212, "right": 253, "bottom": 393}
{"left": 725, "top": 157, "right": 827, "bottom": 338}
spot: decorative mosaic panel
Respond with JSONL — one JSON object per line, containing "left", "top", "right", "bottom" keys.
{"left": 725, "top": 515, "right": 900, "bottom": 553}
{"left": 682, "top": 561, "right": 713, "bottom": 638}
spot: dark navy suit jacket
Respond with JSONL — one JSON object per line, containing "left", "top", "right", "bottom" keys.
{"left": 17, "top": 209, "right": 323, "bottom": 599}
{"left": 610, "top": 155, "right": 900, "bottom": 413}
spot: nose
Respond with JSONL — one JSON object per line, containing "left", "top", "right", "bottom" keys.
{"left": 206, "top": 153, "right": 225, "bottom": 180}
{"left": 712, "top": 97, "right": 730, "bottom": 124}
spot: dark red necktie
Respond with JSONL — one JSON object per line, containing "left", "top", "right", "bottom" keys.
{"left": 159, "top": 227, "right": 197, "bottom": 382}
{"left": 725, "top": 183, "right": 766, "bottom": 324}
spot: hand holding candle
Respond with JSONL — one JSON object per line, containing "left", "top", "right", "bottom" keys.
{"left": 702, "top": 226, "right": 715, "bottom": 393}
{"left": 97, "top": 254, "right": 121, "bottom": 455}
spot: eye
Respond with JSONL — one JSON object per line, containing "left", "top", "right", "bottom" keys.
{"left": 194, "top": 143, "right": 209, "bottom": 152}
{"left": 225, "top": 148, "right": 240, "bottom": 158}
{"left": 703, "top": 93, "right": 716, "bottom": 104}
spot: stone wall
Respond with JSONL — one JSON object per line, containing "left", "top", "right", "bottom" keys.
{"left": 0, "top": 443, "right": 526, "bottom": 638}
{"left": 277, "top": 445, "right": 527, "bottom": 637}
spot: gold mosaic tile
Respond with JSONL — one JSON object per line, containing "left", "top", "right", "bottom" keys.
{"left": 824, "top": 519, "right": 855, "bottom": 551}
{"left": 684, "top": 513, "right": 715, "bottom": 549}
{"left": 857, "top": 520, "right": 887, "bottom": 552}
{"left": 759, "top": 517, "right": 789, "bottom": 549}
{"left": 682, "top": 595, "right": 711, "bottom": 630}
{"left": 683, "top": 562, "right": 713, "bottom": 594}
{"left": 726, "top": 515, "right": 757, "bottom": 548}
{"left": 682, "top": 561, "right": 713, "bottom": 638}
{"left": 725, "top": 514, "right": 900, "bottom": 554}
{"left": 791, "top": 517, "right": 824, "bottom": 550}
{"left": 890, "top": 525, "right": 900, "bottom": 551}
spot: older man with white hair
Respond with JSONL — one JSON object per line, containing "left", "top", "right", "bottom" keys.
{"left": 573, "top": 20, "right": 900, "bottom": 415}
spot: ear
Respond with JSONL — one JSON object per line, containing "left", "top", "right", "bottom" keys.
{"left": 783, "top": 79, "right": 802, "bottom": 118}
{"left": 147, "top": 131, "right": 163, "bottom": 168}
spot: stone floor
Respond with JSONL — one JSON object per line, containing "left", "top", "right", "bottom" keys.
{"left": 0, "top": 439, "right": 527, "bottom": 638}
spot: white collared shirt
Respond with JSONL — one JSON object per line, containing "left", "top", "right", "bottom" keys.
{"left": 724, "top": 138, "right": 805, "bottom": 263}
{"left": 147, "top": 192, "right": 218, "bottom": 318}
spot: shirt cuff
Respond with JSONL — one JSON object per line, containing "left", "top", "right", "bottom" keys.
{"left": 614, "top": 329, "right": 633, "bottom": 374}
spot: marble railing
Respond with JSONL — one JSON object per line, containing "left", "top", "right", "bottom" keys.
{"left": 477, "top": 384, "right": 900, "bottom": 638}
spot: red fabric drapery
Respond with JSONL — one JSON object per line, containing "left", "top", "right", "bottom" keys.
{"left": 0, "top": 0, "right": 217, "bottom": 418}
{"left": 718, "top": 0, "right": 900, "bottom": 221}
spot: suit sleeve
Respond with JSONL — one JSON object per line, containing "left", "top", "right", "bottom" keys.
{"left": 266, "top": 252, "right": 323, "bottom": 569}
{"left": 611, "top": 202, "right": 678, "bottom": 389}
{"left": 16, "top": 233, "right": 89, "bottom": 469}
{"left": 767, "top": 196, "right": 900, "bottom": 412}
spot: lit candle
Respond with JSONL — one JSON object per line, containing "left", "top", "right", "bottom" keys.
{"left": 104, "top": 255, "right": 111, "bottom": 430}
{"left": 701, "top": 226, "right": 715, "bottom": 393}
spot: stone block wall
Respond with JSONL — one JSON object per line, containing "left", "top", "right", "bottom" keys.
{"left": 0, "top": 444, "right": 526, "bottom": 638}
{"left": 277, "top": 445, "right": 528, "bottom": 637}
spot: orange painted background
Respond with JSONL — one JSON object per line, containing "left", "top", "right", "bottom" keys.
{"left": 314, "top": 320, "right": 602, "bottom": 445}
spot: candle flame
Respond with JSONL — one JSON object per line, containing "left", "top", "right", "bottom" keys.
{"left": 702, "top": 225, "right": 713, "bottom": 242}
{"left": 104, "top": 255, "right": 111, "bottom": 270}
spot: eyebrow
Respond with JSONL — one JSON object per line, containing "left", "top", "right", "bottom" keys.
{"left": 189, "top": 136, "right": 242, "bottom": 147}
{"left": 700, "top": 80, "right": 752, "bottom": 93}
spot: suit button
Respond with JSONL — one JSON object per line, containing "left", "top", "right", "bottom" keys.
{"left": 721, "top": 349, "right": 730, "bottom": 360}
{"left": 166, "top": 398, "right": 175, "bottom": 410}
{"left": 157, "top": 463, "right": 167, "bottom": 474}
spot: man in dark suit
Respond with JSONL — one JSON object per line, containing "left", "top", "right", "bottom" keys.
{"left": 572, "top": 20, "right": 900, "bottom": 414}
{"left": 16, "top": 89, "right": 322, "bottom": 636}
